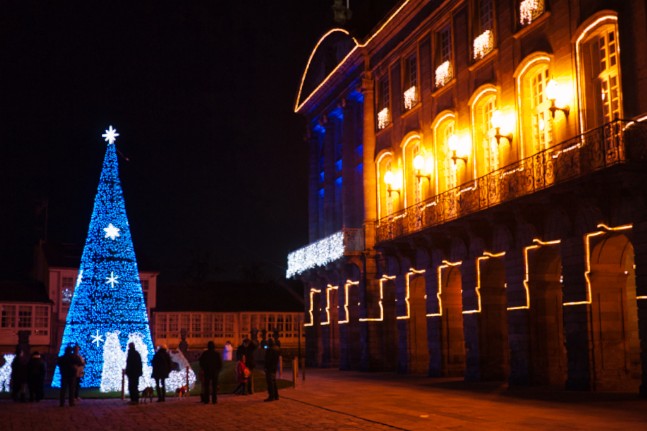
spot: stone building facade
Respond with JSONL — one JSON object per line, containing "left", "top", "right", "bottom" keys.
{"left": 287, "top": 0, "right": 647, "bottom": 394}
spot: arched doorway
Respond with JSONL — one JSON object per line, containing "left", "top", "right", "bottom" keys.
{"left": 407, "top": 273, "right": 429, "bottom": 374}
{"left": 589, "top": 234, "right": 641, "bottom": 392}
{"left": 441, "top": 266, "right": 466, "bottom": 376}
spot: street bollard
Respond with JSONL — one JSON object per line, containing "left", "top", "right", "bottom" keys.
{"left": 121, "top": 369, "right": 125, "bottom": 400}
{"left": 292, "top": 357, "right": 298, "bottom": 388}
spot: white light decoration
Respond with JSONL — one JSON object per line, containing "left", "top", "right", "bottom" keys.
{"left": 126, "top": 332, "right": 155, "bottom": 391}
{"left": 286, "top": 231, "right": 345, "bottom": 278}
{"left": 75, "top": 270, "right": 83, "bottom": 288}
{"left": 102, "top": 125, "right": 119, "bottom": 145}
{"left": 167, "top": 349, "right": 197, "bottom": 392}
{"left": 520, "top": 0, "right": 544, "bottom": 26}
{"left": 473, "top": 30, "right": 493, "bottom": 60}
{"left": 100, "top": 331, "right": 125, "bottom": 393}
{"left": 435, "top": 60, "right": 452, "bottom": 88}
{"left": 403, "top": 86, "right": 417, "bottom": 110}
{"left": 377, "top": 107, "right": 390, "bottom": 129}
{"left": 91, "top": 329, "right": 105, "bottom": 347}
{"left": 105, "top": 271, "right": 119, "bottom": 288}
{"left": 0, "top": 354, "right": 14, "bottom": 392}
{"left": 103, "top": 223, "right": 121, "bottom": 240}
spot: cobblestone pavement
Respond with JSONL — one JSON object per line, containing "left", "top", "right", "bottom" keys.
{"left": 2, "top": 369, "right": 647, "bottom": 431}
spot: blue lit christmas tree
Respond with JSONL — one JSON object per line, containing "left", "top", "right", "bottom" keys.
{"left": 53, "top": 126, "right": 154, "bottom": 389}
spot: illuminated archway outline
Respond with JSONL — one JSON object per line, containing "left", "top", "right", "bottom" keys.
{"left": 321, "top": 284, "right": 339, "bottom": 326}
{"left": 359, "top": 275, "right": 395, "bottom": 322}
{"left": 427, "top": 260, "right": 462, "bottom": 317}
{"left": 464, "top": 251, "right": 506, "bottom": 314}
{"left": 564, "top": 223, "right": 633, "bottom": 306}
{"left": 304, "top": 288, "right": 322, "bottom": 327}
{"left": 339, "top": 279, "right": 359, "bottom": 324}
{"left": 397, "top": 268, "right": 426, "bottom": 320}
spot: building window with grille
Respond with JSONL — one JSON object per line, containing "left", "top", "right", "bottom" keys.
{"left": 1, "top": 305, "right": 16, "bottom": 328}
{"left": 156, "top": 314, "right": 167, "bottom": 338}
{"left": 34, "top": 305, "right": 49, "bottom": 336}
{"left": 191, "top": 314, "right": 201, "bottom": 338}
{"left": 576, "top": 17, "right": 622, "bottom": 131}
{"left": 473, "top": 0, "right": 494, "bottom": 60}
{"left": 18, "top": 306, "right": 32, "bottom": 328}
{"left": 377, "top": 76, "right": 390, "bottom": 129}
{"left": 516, "top": 55, "right": 553, "bottom": 158}
{"left": 61, "top": 276, "right": 74, "bottom": 314}
{"left": 168, "top": 314, "right": 179, "bottom": 338}
{"left": 403, "top": 53, "right": 418, "bottom": 110}
{"left": 435, "top": 24, "right": 454, "bottom": 88}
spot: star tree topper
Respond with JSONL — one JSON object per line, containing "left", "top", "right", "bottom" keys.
{"left": 102, "top": 125, "right": 119, "bottom": 145}
{"left": 104, "top": 223, "right": 121, "bottom": 240}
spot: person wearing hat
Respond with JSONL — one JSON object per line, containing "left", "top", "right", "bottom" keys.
{"left": 151, "top": 344, "right": 172, "bottom": 402}
{"left": 125, "top": 342, "right": 143, "bottom": 405}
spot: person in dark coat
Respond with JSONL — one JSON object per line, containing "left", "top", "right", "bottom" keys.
{"left": 125, "top": 342, "right": 143, "bottom": 405}
{"left": 199, "top": 341, "right": 222, "bottom": 404}
{"left": 151, "top": 344, "right": 172, "bottom": 402}
{"left": 27, "top": 351, "right": 46, "bottom": 402}
{"left": 11, "top": 346, "right": 28, "bottom": 402}
{"left": 244, "top": 337, "right": 259, "bottom": 394}
{"left": 263, "top": 337, "right": 281, "bottom": 402}
{"left": 57, "top": 345, "right": 81, "bottom": 406}
{"left": 72, "top": 345, "right": 85, "bottom": 401}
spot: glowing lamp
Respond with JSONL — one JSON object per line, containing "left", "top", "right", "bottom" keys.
{"left": 413, "top": 154, "right": 432, "bottom": 183}
{"left": 491, "top": 109, "right": 513, "bottom": 145}
{"left": 384, "top": 170, "right": 402, "bottom": 196}
{"left": 545, "top": 79, "right": 570, "bottom": 119}
{"left": 448, "top": 134, "right": 468, "bottom": 165}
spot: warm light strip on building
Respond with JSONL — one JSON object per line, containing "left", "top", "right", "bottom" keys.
{"left": 564, "top": 223, "right": 632, "bottom": 306}
{"left": 465, "top": 251, "right": 506, "bottom": 314}
{"left": 339, "top": 280, "right": 359, "bottom": 324}
{"left": 359, "top": 275, "right": 395, "bottom": 322}
{"left": 515, "top": 54, "right": 551, "bottom": 160}
{"left": 295, "top": 0, "right": 412, "bottom": 112}
{"left": 397, "top": 268, "right": 426, "bottom": 320}
{"left": 321, "top": 284, "right": 339, "bottom": 326}
{"left": 509, "top": 239, "right": 561, "bottom": 311}
{"left": 575, "top": 14, "right": 618, "bottom": 135}
{"left": 304, "top": 288, "right": 322, "bottom": 327}
{"left": 427, "top": 260, "right": 462, "bottom": 317}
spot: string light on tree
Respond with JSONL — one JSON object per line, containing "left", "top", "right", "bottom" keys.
{"left": 52, "top": 125, "right": 154, "bottom": 388}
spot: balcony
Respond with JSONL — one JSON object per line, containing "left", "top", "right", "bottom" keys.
{"left": 287, "top": 228, "right": 364, "bottom": 278}
{"left": 377, "top": 120, "right": 647, "bottom": 243}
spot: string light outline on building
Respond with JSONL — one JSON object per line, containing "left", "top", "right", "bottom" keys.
{"left": 104, "top": 223, "right": 121, "bottom": 240}
{"left": 509, "top": 239, "right": 561, "bottom": 311}
{"left": 359, "top": 275, "right": 395, "bottom": 322}
{"left": 304, "top": 288, "right": 322, "bottom": 327}
{"left": 427, "top": 260, "right": 462, "bottom": 317}
{"left": 564, "top": 223, "right": 633, "bottom": 306}
{"left": 397, "top": 268, "right": 426, "bottom": 320}
{"left": 435, "top": 60, "right": 452, "bottom": 88}
{"left": 75, "top": 270, "right": 83, "bottom": 288}
{"left": 321, "top": 284, "right": 339, "bottom": 326}
{"left": 464, "top": 251, "right": 506, "bottom": 314}
{"left": 295, "top": 0, "right": 412, "bottom": 112}
{"left": 338, "top": 280, "right": 359, "bottom": 324}
{"left": 403, "top": 86, "right": 417, "bottom": 110}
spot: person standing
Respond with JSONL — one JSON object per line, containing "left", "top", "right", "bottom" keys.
{"left": 223, "top": 340, "right": 233, "bottom": 361}
{"left": 10, "top": 345, "right": 28, "bottom": 403}
{"left": 151, "top": 344, "right": 172, "bottom": 402}
{"left": 57, "top": 346, "right": 81, "bottom": 406}
{"left": 233, "top": 354, "right": 250, "bottom": 395}
{"left": 72, "top": 345, "right": 85, "bottom": 402}
{"left": 199, "top": 341, "right": 222, "bottom": 404}
{"left": 125, "top": 342, "right": 143, "bottom": 405}
{"left": 244, "top": 337, "right": 258, "bottom": 394}
{"left": 263, "top": 337, "right": 280, "bottom": 402}
{"left": 27, "top": 351, "right": 46, "bottom": 402}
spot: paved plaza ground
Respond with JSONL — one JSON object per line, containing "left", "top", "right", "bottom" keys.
{"left": 2, "top": 368, "right": 647, "bottom": 430}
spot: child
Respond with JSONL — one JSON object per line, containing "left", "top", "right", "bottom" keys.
{"left": 233, "top": 354, "right": 250, "bottom": 395}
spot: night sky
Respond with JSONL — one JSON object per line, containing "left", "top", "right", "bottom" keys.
{"left": 0, "top": 1, "right": 336, "bottom": 283}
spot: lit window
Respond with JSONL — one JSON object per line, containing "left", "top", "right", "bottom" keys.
{"left": 519, "top": 0, "right": 544, "bottom": 26}
{"left": 435, "top": 25, "right": 453, "bottom": 88}
{"left": 473, "top": 0, "right": 494, "bottom": 60}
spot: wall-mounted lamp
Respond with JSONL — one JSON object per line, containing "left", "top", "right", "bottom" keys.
{"left": 412, "top": 154, "right": 432, "bottom": 183}
{"left": 448, "top": 134, "right": 468, "bottom": 166}
{"left": 545, "top": 79, "right": 570, "bottom": 119}
{"left": 491, "top": 109, "right": 513, "bottom": 145}
{"left": 384, "top": 170, "right": 401, "bottom": 197}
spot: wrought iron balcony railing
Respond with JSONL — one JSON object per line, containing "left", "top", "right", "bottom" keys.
{"left": 287, "top": 228, "right": 364, "bottom": 278}
{"left": 377, "top": 119, "right": 647, "bottom": 243}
